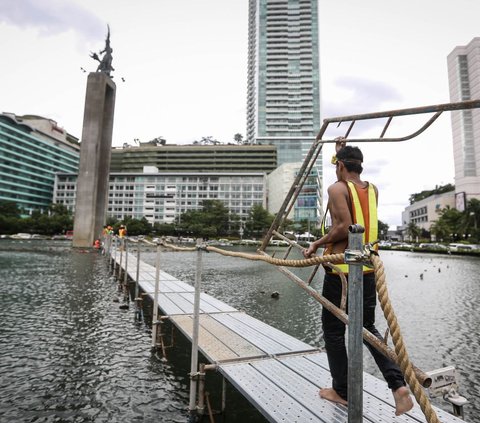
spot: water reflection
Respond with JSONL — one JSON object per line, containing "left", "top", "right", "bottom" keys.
{"left": 0, "top": 240, "right": 479, "bottom": 422}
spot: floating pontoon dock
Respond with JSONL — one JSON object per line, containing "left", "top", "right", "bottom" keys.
{"left": 110, "top": 247, "right": 465, "bottom": 423}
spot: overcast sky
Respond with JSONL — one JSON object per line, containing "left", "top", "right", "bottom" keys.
{"left": 1, "top": 0, "right": 480, "bottom": 228}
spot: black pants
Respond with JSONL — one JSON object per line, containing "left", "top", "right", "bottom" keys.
{"left": 322, "top": 272, "right": 406, "bottom": 400}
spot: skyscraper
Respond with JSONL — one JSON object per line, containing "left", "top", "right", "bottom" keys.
{"left": 447, "top": 37, "right": 480, "bottom": 209}
{"left": 247, "top": 0, "right": 322, "bottom": 223}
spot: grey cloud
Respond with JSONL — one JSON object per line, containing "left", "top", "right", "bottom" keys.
{"left": 322, "top": 76, "right": 403, "bottom": 137}
{"left": 323, "top": 76, "right": 402, "bottom": 117}
{"left": 0, "top": 0, "right": 104, "bottom": 41}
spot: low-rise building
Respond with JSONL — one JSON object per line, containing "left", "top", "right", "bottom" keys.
{"left": 54, "top": 168, "right": 266, "bottom": 225}
{"left": 400, "top": 190, "right": 455, "bottom": 234}
{"left": 110, "top": 143, "right": 277, "bottom": 174}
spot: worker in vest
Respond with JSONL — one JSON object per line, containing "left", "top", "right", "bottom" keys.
{"left": 118, "top": 225, "right": 127, "bottom": 251}
{"left": 303, "top": 140, "right": 413, "bottom": 416}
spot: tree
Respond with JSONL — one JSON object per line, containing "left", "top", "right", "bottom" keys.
{"left": 429, "top": 206, "right": 464, "bottom": 242}
{"left": 0, "top": 200, "right": 22, "bottom": 218}
{"left": 378, "top": 220, "right": 390, "bottom": 240}
{"left": 406, "top": 222, "right": 422, "bottom": 242}
{"left": 409, "top": 184, "right": 455, "bottom": 205}
{"left": 151, "top": 222, "right": 173, "bottom": 236}
{"left": 178, "top": 200, "right": 230, "bottom": 237}
{"left": 194, "top": 136, "right": 221, "bottom": 146}
{"left": 244, "top": 205, "right": 275, "bottom": 238}
{"left": 233, "top": 133, "right": 244, "bottom": 144}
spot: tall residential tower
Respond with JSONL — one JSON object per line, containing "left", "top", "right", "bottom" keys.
{"left": 247, "top": 0, "right": 322, "bottom": 223}
{"left": 447, "top": 37, "right": 480, "bottom": 208}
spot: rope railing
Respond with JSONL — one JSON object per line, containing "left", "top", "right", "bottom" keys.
{"left": 371, "top": 253, "right": 440, "bottom": 423}
{"left": 153, "top": 237, "right": 440, "bottom": 422}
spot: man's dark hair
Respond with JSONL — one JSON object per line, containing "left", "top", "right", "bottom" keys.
{"left": 337, "top": 146, "right": 363, "bottom": 174}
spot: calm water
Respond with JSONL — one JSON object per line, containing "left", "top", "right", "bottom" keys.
{"left": 0, "top": 239, "right": 479, "bottom": 422}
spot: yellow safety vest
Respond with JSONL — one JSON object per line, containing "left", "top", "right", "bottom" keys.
{"left": 323, "top": 181, "right": 378, "bottom": 274}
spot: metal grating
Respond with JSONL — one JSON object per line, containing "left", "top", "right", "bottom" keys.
{"left": 171, "top": 314, "right": 265, "bottom": 362}
{"left": 220, "top": 362, "right": 322, "bottom": 422}
{"left": 112, "top": 250, "right": 466, "bottom": 423}
{"left": 212, "top": 313, "right": 315, "bottom": 355}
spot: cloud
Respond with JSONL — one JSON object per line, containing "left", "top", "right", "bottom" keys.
{"left": 0, "top": 0, "right": 104, "bottom": 41}
{"left": 322, "top": 76, "right": 403, "bottom": 138}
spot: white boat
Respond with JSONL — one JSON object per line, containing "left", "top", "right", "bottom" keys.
{"left": 10, "top": 233, "right": 32, "bottom": 239}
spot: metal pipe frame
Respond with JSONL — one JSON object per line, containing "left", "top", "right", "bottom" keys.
{"left": 347, "top": 225, "right": 364, "bottom": 423}
{"left": 260, "top": 99, "right": 480, "bottom": 249}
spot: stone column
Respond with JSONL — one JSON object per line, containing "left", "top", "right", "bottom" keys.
{"left": 73, "top": 72, "right": 116, "bottom": 247}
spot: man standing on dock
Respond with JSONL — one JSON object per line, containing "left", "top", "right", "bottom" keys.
{"left": 303, "top": 139, "right": 414, "bottom": 416}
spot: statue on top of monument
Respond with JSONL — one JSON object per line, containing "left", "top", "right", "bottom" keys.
{"left": 90, "top": 25, "right": 114, "bottom": 77}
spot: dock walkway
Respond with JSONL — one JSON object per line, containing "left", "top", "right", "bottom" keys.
{"left": 112, "top": 249, "right": 464, "bottom": 423}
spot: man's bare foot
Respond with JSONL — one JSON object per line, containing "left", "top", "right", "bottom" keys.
{"left": 392, "top": 386, "right": 414, "bottom": 416}
{"left": 319, "top": 388, "right": 348, "bottom": 406}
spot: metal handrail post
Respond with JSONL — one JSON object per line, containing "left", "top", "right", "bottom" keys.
{"left": 118, "top": 241, "right": 123, "bottom": 281}
{"left": 188, "top": 240, "right": 203, "bottom": 421}
{"left": 112, "top": 236, "right": 117, "bottom": 274}
{"left": 152, "top": 244, "right": 161, "bottom": 348}
{"left": 346, "top": 224, "right": 364, "bottom": 422}
{"left": 123, "top": 239, "right": 129, "bottom": 299}
{"left": 135, "top": 245, "right": 141, "bottom": 319}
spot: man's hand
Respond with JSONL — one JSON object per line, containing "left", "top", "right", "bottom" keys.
{"left": 302, "top": 244, "right": 318, "bottom": 258}
{"left": 335, "top": 136, "right": 346, "bottom": 153}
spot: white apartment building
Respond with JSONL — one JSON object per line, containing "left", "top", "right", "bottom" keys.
{"left": 447, "top": 37, "right": 480, "bottom": 209}
{"left": 54, "top": 169, "right": 267, "bottom": 225}
{"left": 401, "top": 191, "right": 455, "bottom": 232}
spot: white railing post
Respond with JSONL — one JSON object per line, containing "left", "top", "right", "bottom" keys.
{"left": 152, "top": 244, "right": 161, "bottom": 348}
{"left": 188, "top": 239, "right": 204, "bottom": 422}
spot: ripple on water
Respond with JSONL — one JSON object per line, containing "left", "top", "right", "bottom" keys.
{"left": 0, "top": 245, "right": 189, "bottom": 423}
{"left": 1, "top": 243, "right": 479, "bottom": 422}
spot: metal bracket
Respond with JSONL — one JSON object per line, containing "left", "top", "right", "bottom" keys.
{"left": 344, "top": 243, "right": 376, "bottom": 268}
{"left": 189, "top": 372, "right": 200, "bottom": 381}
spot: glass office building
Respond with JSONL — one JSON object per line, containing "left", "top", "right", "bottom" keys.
{"left": 247, "top": 0, "right": 322, "bottom": 223}
{"left": 0, "top": 113, "right": 80, "bottom": 215}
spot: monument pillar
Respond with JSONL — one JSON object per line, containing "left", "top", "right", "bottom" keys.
{"left": 73, "top": 72, "right": 116, "bottom": 247}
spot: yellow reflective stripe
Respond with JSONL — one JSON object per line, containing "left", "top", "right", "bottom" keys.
{"left": 328, "top": 181, "right": 377, "bottom": 274}
{"left": 347, "top": 181, "right": 365, "bottom": 229}
{"left": 331, "top": 263, "right": 373, "bottom": 273}
{"left": 368, "top": 183, "right": 378, "bottom": 244}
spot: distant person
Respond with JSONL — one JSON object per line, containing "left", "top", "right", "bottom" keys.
{"left": 118, "top": 225, "right": 127, "bottom": 251}
{"left": 302, "top": 139, "right": 413, "bottom": 416}
{"left": 118, "top": 225, "right": 127, "bottom": 238}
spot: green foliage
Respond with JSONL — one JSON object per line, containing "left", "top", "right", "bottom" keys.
{"left": 233, "top": 133, "right": 244, "bottom": 144}
{"left": 430, "top": 200, "right": 480, "bottom": 243}
{"left": 0, "top": 201, "right": 22, "bottom": 218}
{"left": 378, "top": 220, "right": 389, "bottom": 239}
{"left": 177, "top": 200, "right": 231, "bottom": 238}
{"left": 409, "top": 184, "right": 454, "bottom": 205}
{"left": 120, "top": 217, "right": 152, "bottom": 236}
{"left": 0, "top": 201, "right": 74, "bottom": 236}
{"left": 153, "top": 222, "right": 176, "bottom": 236}
{"left": 244, "top": 205, "right": 275, "bottom": 238}
{"left": 406, "top": 222, "right": 422, "bottom": 240}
